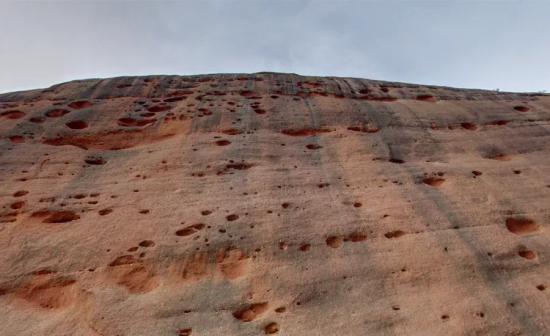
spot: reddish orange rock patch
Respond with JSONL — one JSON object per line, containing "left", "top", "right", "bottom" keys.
{"left": 45, "top": 109, "right": 70, "bottom": 118}
{"left": 30, "top": 116, "right": 46, "bottom": 123}
{"left": 16, "top": 276, "right": 77, "bottom": 309}
{"left": 227, "top": 163, "right": 252, "bottom": 170}
{"left": 32, "top": 210, "right": 80, "bottom": 223}
{"left": 163, "top": 96, "right": 186, "bottom": 103}
{"left": 359, "top": 95, "right": 397, "bottom": 102}
{"left": 233, "top": 302, "right": 269, "bottom": 322}
{"left": 385, "top": 230, "right": 405, "bottom": 239}
{"left": 416, "top": 94, "right": 436, "bottom": 102}
{"left": 65, "top": 120, "right": 88, "bottom": 129}
{"left": 1, "top": 110, "right": 25, "bottom": 119}
{"left": 518, "top": 250, "right": 536, "bottom": 260}
{"left": 306, "top": 144, "right": 322, "bottom": 150}
{"left": 217, "top": 248, "right": 248, "bottom": 280}
{"left": 215, "top": 139, "right": 231, "bottom": 146}
{"left": 326, "top": 236, "right": 342, "bottom": 248}
{"left": 98, "top": 208, "right": 112, "bottom": 216}
{"left": 486, "top": 152, "right": 512, "bottom": 161}
{"left": 118, "top": 117, "right": 156, "bottom": 127}
{"left": 114, "top": 264, "right": 158, "bottom": 294}
{"left": 347, "top": 232, "right": 367, "bottom": 242}
{"left": 226, "top": 214, "right": 239, "bottom": 221}
{"left": 221, "top": 128, "right": 242, "bottom": 135}
{"left": 10, "top": 201, "right": 25, "bottom": 209}
{"left": 182, "top": 252, "right": 208, "bottom": 281}
{"left": 175, "top": 223, "right": 205, "bottom": 237}
{"left": 299, "top": 243, "right": 311, "bottom": 251}
{"left": 461, "top": 122, "right": 477, "bottom": 130}
{"left": 347, "top": 126, "right": 379, "bottom": 133}
{"left": 85, "top": 156, "right": 106, "bottom": 165}
{"left": 139, "top": 240, "right": 155, "bottom": 247}
{"left": 43, "top": 129, "right": 173, "bottom": 150}
{"left": 109, "top": 255, "right": 138, "bottom": 267}
{"left": 13, "top": 190, "right": 29, "bottom": 197}
{"left": 68, "top": 100, "right": 93, "bottom": 109}
{"left": 281, "top": 128, "right": 332, "bottom": 136}
{"left": 178, "top": 328, "right": 192, "bottom": 336}
{"left": 505, "top": 217, "right": 539, "bottom": 235}
{"left": 513, "top": 105, "right": 530, "bottom": 112}
{"left": 9, "top": 135, "right": 25, "bottom": 143}
{"left": 147, "top": 105, "right": 171, "bottom": 113}
{"left": 264, "top": 322, "right": 280, "bottom": 334}
{"left": 423, "top": 177, "right": 445, "bottom": 187}
{"left": 487, "top": 120, "right": 509, "bottom": 126}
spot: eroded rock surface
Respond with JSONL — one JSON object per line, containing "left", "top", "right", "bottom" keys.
{"left": 1, "top": 73, "right": 549, "bottom": 335}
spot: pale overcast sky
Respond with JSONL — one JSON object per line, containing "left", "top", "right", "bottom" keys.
{"left": 0, "top": 0, "right": 548, "bottom": 94}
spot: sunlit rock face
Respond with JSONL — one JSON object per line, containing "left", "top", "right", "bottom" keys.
{"left": 1, "top": 73, "right": 549, "bottom": 336}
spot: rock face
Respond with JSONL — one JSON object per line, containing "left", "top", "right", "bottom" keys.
{"left": 0, "top": 73, "right": 549, "bottom": 335}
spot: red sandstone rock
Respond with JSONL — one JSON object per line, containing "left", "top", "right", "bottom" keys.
{"left": 0, "top": 73, "right": 549, "bottom": 335}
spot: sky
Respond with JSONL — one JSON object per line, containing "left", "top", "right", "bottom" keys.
{"left": 0, "top": 0, "right": 549, "bottom": 94}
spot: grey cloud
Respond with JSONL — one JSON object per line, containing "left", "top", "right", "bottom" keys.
{"left": 0, "top": 0, "right": 548, "bottom": 93}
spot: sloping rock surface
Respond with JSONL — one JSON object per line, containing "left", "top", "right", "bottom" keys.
{"left": 1, "top": 73, "right": 549, "bottom": 335}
